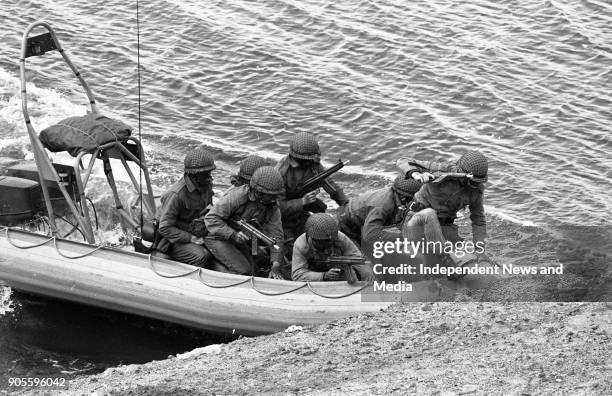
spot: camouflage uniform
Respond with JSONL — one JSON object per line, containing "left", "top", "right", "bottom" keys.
{"left": 204, "top": 167, "right": 285, "bottom": 276}
{"left": 291, "top": 213, "right": 373, "bottom": 282}
{"left": 158, "top": 178, "right": 213, "bottom": 266}
{"left": 291, "top": 232, "right": 373, "bottom": 281}
{"left": 341, "top": 176, "right": 422, "bottom": 245}
{"left": 276, "top": 155, "right": 348, "bottom": 243}
{"left": 397, "top": 153, "right": 487, "bottom": 246}
{"left": 157, "top": 147, "right": 215, "bottom": 267}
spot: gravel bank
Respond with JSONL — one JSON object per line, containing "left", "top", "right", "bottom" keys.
{"left": 55, "top": 302, "right": 612, "bottom": 395}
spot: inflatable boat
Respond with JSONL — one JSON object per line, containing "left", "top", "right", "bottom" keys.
{"left": 0, "top": 21, "right": 399, "bottom": 335}
{"left": 0, "top": 227, "right": 394, "bottom": 335}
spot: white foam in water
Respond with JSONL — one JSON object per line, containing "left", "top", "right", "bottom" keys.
{"left": 485, "top": 205, "right": 537, "bottom": 227}
{"left": 0, "top": 285, "right": 13, "bottom": 315}
{"left": 0, "top": 67, "right": 85, "bottom": 143}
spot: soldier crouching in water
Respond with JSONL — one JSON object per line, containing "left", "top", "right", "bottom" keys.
{"left": 292, "top": 213, "right": 375, "bottom": 283}
{"left": 397, "top": 150, "right": 488, "bottom": 271}
{"left": 276, "top": 132, "right": 349, "bottom": 259}
{"left": 204, "top": 166, "right": 288, "bottom": 278}
{"left": 156, "top": 147, "right": 215, "bottom": 268}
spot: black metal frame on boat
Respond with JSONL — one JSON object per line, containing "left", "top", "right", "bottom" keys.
{"left": 19, "top": 21, "right": 156, "bottom": 243}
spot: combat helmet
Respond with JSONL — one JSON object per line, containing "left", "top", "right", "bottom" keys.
{"left": 391, "top": 175, "right": 422, "bottom": 197}
{"left": 289, "top": 132, "right": 321, "bottom": 161}
{"left": 305, "top": 213, "right": 339, "bottom": 240}
{"left": 184, "top": 147, "right": 216, "bottom": 174}
{"left": 238, "top": 155, "right": 267, "bottom": 182}
{"left": 250, "top": 166, "right": 285, "bottom": 195}
{"left": 457, "top": 151, "right": 488, "bottom": 182}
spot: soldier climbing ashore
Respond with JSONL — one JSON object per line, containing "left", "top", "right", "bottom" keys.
{"left": 396, "top": 150, "right": 488, "bottom": 267}
{"left": 157, "top": 147, "right": 215, "bottom": 268}
{"left": 292, "top": 213, "right": 374, "bottom": 283}
{"left": 204, "top": 166, "right": 287, "bottom": 278}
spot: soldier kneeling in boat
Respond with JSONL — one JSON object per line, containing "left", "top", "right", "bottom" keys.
{"left": 276, "top": 132, "right": 349, "bottom": 259}
{"left": 204, "top": 166, "right": 287, "bottom": 278}
{"left": 292, "top": 213, "right": 374, "bottom": 283}
{"left": 156, "top": 147, "right": 215, "bottom": 268}
{"left": 339, "top": 175, "right": 422, "bottom": 245}
{"left": 397, "top": 150, "right": 488, "bottom": 270}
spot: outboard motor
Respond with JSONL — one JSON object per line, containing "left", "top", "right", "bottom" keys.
{"left": 0, "top": 176, "right": 44, "bottom": 225}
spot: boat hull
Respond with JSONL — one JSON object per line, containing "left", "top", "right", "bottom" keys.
{"left": 0, "top": 229, "right": 392, "bottom": 335}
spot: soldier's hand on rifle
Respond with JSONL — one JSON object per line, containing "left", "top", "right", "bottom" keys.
{"left": 231, "top": 231, "right": 250, "bottom": 245}
{"left": 302, "top": 190, "right": 319, "bottom": 206}
{"left": 323, "top": 268, "right": 342, "bottom": 281}
{"left": 268, "top": 261, "right": 284, "bottom": 280}
{"left": 412, "top": 171, "right": 435, "bottom": 183}
{"left": 190, "top": 235, "right": 205, "bottom": 245}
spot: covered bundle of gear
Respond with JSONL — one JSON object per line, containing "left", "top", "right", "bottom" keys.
{"left": 39, "top": 114, "right": 132, "bottom": 157}
{"left": 289, "top": 132, "right": 320, "bottom": 161}
{"left": 305, "top": 213, "right": 338, "bottom": 240}
{"left": 250, "top": 166, "right": 285, "bottom": 194}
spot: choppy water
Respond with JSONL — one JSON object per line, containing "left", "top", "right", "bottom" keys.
{"left": 0, "top": 0, "right": 611, "bottom": 383}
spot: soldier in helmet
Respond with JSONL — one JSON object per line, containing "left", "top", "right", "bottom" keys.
{"left": 276, "top": 132, "right": 349, "bottom": 257}
{"left": 157, "top": 147, "right": 215, "bottom": 267}
{"left": 204, "top": 166, "right": 287, "bottom": 278}
{"left": 397, "top": 150, "right": 488, "bottom": 265}
{"left": 226, "top": 154, "right": 269, "bottom": 194}
{"left": 292, "top": 213, "right": 374, "bottom": 282}
{"left": 339, "top": 175, "right": 422, "bottom": 245}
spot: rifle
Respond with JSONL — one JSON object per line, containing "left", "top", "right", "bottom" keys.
{"left": 395, "top": 158, "right": 473, "bottom": 184}
{"left": 228, "top": 218, "right": 280, "bottom": 256}
{"left": 310, "top": 255, "right": 364, "bottom": 284}
{"left": 288, "top": 159, "right": 349, "bottom": 212}
{"left": 431, "top": 172, "right": 473, "bottom": 184}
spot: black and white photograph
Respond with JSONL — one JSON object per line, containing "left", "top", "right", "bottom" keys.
{"left": 0, "top": 0, "right": 610, "bottom": 394}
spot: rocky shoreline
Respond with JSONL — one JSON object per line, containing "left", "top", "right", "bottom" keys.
{"left": 40, "top": 302, "right": 610, "bottom": 395}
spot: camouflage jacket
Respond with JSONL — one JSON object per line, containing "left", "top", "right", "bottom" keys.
{"left": 204, "top": 185, "right": 284, "bottom": 263}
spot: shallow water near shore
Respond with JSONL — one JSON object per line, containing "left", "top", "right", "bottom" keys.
{"left": 0, "top": 292, "right": 232, "bottom": 391}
